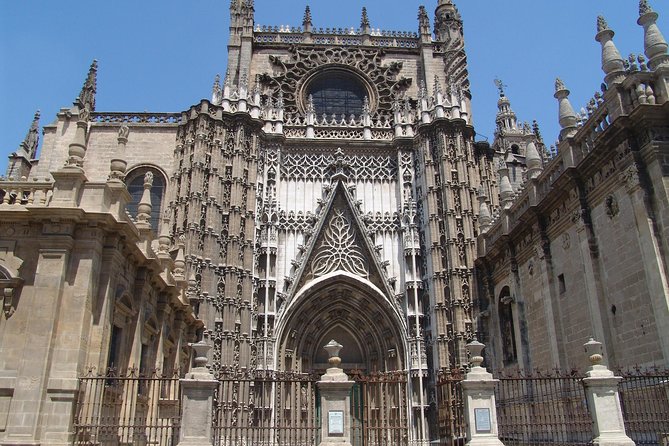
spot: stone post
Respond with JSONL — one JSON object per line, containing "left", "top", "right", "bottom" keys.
{"left": 461, "top": 341, "right": 504, "bottom": 446}
{"left": 317, "top": 340, "right": 355, "bottom": 446}
{"left": 177, "top": 340, "right": 218, "bottom": 446}
{"left": 582, "top": 338, "right": 635, "bottom": 446}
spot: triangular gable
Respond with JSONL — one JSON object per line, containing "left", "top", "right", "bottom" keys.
{"left": 286, "top": 180, "right": 396, "bottom": 301}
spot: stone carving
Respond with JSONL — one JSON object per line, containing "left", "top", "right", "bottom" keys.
{"left": 310, "top": 209, "right": 368, "bottom": 278}
{"left": 263, "top": 46, "right": 410, "bottom": 118}
{"left": 280, "top": 152, "right": 397, "bottom": 181}
{"left": 605, "top": 195, "right": 619, "bottom": 218}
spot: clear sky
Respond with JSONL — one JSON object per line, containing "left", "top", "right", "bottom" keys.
{"left": 1, "top": 1, "right": 667, "bottom": 174}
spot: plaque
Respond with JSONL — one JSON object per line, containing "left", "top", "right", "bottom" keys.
{"left": 474, "top": 408, "right": 491, "bottom": 433}
{"left": 328, "top": 410, "right": 344, "bottom": 435}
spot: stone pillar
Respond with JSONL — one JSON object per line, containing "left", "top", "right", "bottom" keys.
{"left": 317, "top": 340, "right": 355, "bottom": 446}
{"left": 461, "top": 341, "right": 504, "bottom": 446}
{"left": 177, "top": 340, "right": 218, "bottom": 446}
{"left": 582, "top": 338, "right": 635, "bottom": 446}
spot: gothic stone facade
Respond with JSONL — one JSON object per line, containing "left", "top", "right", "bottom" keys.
{"left": 1, "top": 0, "right": 669, "bottom": 444}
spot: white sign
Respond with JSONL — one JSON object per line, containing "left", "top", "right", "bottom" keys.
{"left": 474, "top": 408, "right": 491, "bottom": 433}
{"left": 328, "top": 410, "right": 344, "bottom": 435}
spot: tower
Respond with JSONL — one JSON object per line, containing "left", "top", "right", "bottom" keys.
{"left": 163, "top": 0, "right": 495, "bottom": 441}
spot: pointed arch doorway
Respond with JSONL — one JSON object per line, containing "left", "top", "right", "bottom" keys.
{"left": 275, "top": 272, "right": 411, "bottom": 445}
{"left": 275, "top": 272, "right": 407, "bottom": 374}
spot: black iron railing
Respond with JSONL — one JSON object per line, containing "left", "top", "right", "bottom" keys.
{"left": 617, "top": 366, "right": 669, "bottom": 446}
{"left": 213, "top": 368, "right": 320, "bottom": 446}
{"left": 494, "top": 369, "right": 592, "bottom": 446}
{"left": 73, "top": 368, "right": 181, "bottom": 446}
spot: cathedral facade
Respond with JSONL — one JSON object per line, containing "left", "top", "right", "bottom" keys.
{"left": 0, "top": 0, "right": 668, "bottom": 444}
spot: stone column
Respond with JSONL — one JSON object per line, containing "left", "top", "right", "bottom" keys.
{"left": 582, "top": 338, "right": 635, "bottom": 446}
{"left": 317, "top": 340, "right": 355, "bottom": 446}
{"left": 177, "top": 340, "right": 218, "bottom": 446}
{"left": 461, "top": 341, "right": 504, "bottom": 446}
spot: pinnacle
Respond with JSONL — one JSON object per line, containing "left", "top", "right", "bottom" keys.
{"left": 361, "top": 7, "right": 370, "bottom": 29}
{"left": 303, "top": 5, "right": 312, "bottom": 25}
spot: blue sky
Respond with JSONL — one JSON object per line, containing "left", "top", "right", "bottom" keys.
{"left": 1, "top": 1, "right": 667, "bottom": 174}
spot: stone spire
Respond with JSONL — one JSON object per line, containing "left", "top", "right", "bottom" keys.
{"left": 5, "top": 111, "right": 40, "bottom": 179}
{"left": 75, "top": 60, "right": 97, "bottom": 112}
{"left": 596, "top": 16, "right": 624, "bottom": 85}
{"left": 554, "top": 78, "right": 578, "bottom": 140}
{"left": 494, "top": 78, "right": 517, "bottom": 132}
{"left": 525, "top": 141, "right": 543, "bottom": 180}
{"left": 418, "top": 6, "right": 431, "bottom": 40}
{"left": 638, "top": 0, "right": 669, "bottom": 69}
{"left": 20, "top": 110, "right": 40, "bottom": 159}
{"left": 360, "top": 7, "right": 371, "bottom": 34}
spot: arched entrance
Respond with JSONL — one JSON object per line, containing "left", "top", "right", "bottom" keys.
{"left": 275, "top": 272, "right": 411, "bottom": 445}
{"left": 275, "top": 271, "right": 408, "bottom": 374}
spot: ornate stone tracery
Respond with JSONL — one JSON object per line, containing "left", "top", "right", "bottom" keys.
{"left": 262, "top": 46, "right": 412, "bottom": 118}
{"left": 310, "top": 209, "right": 368, "bottom": 279}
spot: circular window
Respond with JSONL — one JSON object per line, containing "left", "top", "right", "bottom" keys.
{"left": 306, "top": 70, "right": 368, "bottom": 117}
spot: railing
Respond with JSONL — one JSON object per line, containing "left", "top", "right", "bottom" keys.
{"left": 73, "top": 368, "right": 181, "bottom": 446}
{"left": 213, "top": 369, "right": 320, "bottom": 446}
{"left": 617, "top": 367, "right": 669, "bottom": 446}
{"left": 494, "top": 369, "right": 592, "bottom": 446}
{"left": 0, "top": 180, "right": 53, "bottom": 206}
{"left": 350, "top": 370, "right": 409, "bottom": 446}
{"left": 90, "top": 112, "right": 183, "bottom": 124}
{"left": 253, "top": 26, "right": 419, "bottom": 49}
{"left": 436, "top": 368, "right": 467, "bottom": 446}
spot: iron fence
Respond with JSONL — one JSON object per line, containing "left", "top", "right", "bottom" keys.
{"left": 73, "top": 368, "right": 181, "bottom": 446}
{"left": 436, "top": 368, "right": 467, "bottom": 446}
{"left": 616, "top": 366, "right": 669, "bottom": 445}
{"left": 494, "top": 369, "right": 592, "bottom": 446}
{"left": 350, "top": 370, "right": 409, "bottom": 446}
{"left": 213, "top": 368, "right": 320, "bottom": 446}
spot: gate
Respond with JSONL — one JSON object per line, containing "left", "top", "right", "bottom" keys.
{"left": 213, "top": 369, "right": 320, "bottom": 446}
{"left": 350, "top": 370, "right": 409, "bottom": 446}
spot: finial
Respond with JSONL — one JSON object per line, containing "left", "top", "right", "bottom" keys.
{"left": 597, "top": 16, "right": 609, "bottom": 33}
{"left": 76, "top": 59, "right": 98, "bottom": 112}
{"left": 361, "top": 7, "right": 370, "bottom": 30}
{"left": 554, "top": 78, "right": 578, "bottom": 139}
{"left": 118, "top": 124, "right": 130, "bottom": 141}
{"left": 324, "top": 340, "right": 343, "bottom": 368}
{"left": 526, "top": 141, "right": 543, "bottom": 180}
{"left": 109, "top": 125, "right": 129, "bottom": 182}
{"left": 362, "top": 96, "right": 370, "bottom": 114}
{"left": 212, "top": 74, "right": 222, "bottom": 105}
{"left": 136, "top": 171, "right": 155, "bottom": 228}
{"left": 494, "top": 78, "right": 507, "bottom": 96}
{"left": 555, "top": 77, "right": 566, "bottom": 93}
{"left": 638, "top": 0, "right": 669, "bottom": 70}
{"left": 303, "top": 5, "right": 312, "bottom": 26}
{"left": 418, "top": 5, "right": 430, "bottom": 31}
{"left": 306, "top": 94, "right": 315, "bottom": 113}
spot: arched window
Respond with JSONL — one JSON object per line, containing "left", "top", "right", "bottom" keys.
{"left": 511, "top": 144, "right": 520, "bottom": 155}
{"left": 498, "top": 286, "right": 518, "bottom": 366}
{"left": 306, "top": 70, "right": 367, "bottom": 117}
{"left": 125, "top": 167, "right": 166, "bottom": 230}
